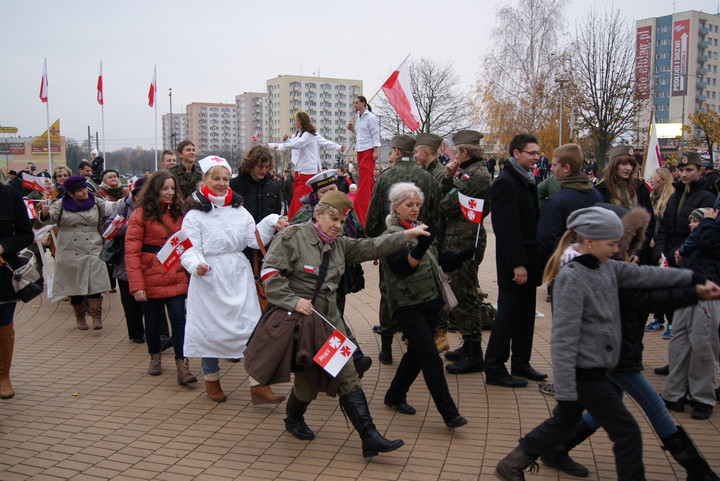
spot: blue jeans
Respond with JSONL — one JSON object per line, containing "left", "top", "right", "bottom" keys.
{"left": 582, "top": 370, "right": 677, "bottom": 439}
{"left": 140, "top": 295, "right": 186, "bottom": 359}
{"left": 0, "top": 303, "right": 16, "bottom": 327}
{"left": 201, "top": 358, "right": 220, "bottom": 376}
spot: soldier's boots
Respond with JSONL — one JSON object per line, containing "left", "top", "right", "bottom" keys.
{"left": 379, "top": 335, "right": 393, "bottom": 365}
{"left": 446, "top": 341, "right": 484, "bottom": 374}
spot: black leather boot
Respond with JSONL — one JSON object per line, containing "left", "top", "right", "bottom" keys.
{"left": 339, "top": 390, "right": 404, "bottom": 458}
{"left": 495, "top": 445, "right": 539, "bottom": 481}
{"left": 352, "top": 348, "right": 372, "bottom": 379}
{"left": 284, "top": 391, "right": 315, "bottom": 440}
{"left": 446, "top": 341, "right": 484, "bottom": 374}
{"left": 379, "top": 335, "right": 393, "bottom": 365}
{"left": 444, "top": 343, "right": 465, "bottom": 361}
{"left": 540, "top": 420, "right": 597, "bottom": 477}
{"left": 661, "top": 426, "right": 720, "bottom": 481}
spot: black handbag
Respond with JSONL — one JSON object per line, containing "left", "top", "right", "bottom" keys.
{"left": 3, "top": 250, "right": 44, "bottom": 303}
{"left": 99, "top": 237, "right": 122, "bottom": 264}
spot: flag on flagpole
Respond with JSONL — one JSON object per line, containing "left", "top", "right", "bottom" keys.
{"left": 313, "top": 328, "right": 357, "bottom": 377}
{"left": 642, "top": 113, "right": 662, "bottom": 182}
{"left": 157, "top": 230, "right": 192, "bottom": 271}
{"left": 97, "top": 62, "right": 104, "bottom": 105}
{"left": 148, "top": 66, "right": 157, "bottom": 107}
{"left": 381, "top": 56, "right": 421, "bottom": 132}
{"left": 39, "top": 59, "right": 48, "bottom": 103}
{"left": 458, "top": 193, "right": 484, "bottom": 224}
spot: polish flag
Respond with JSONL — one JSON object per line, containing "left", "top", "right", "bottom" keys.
{"left": 127, "top": 175, "right": 138, "bottom": 192}
{"left": 22, "top": 174, "right": 52, "bottom": 195}
{"left": 381, "top": 57, "right": 421, "bottom": 132}
{"left": 39, "top": 59, "right": 49, "bottom": 103}
{"left": 24, "top": 200, "right": 38, "bottom": 219}
{"left": 313, "top": 328, "right": 357, "bottom": 377}
{"left": 458, "top": 192, "right": 484, "bottom": 224}
{"left": 97, "top": 62, "right": 104, "bottom": 105}
{"left": 157, "top": 230, "right": 192, "bottom": 271}
{"left": 642, "top": 114, "right": 662, "bottom": 183}
{"left": 251, "top": 131, "right": 261, "bottom": 142}
{"left": 148, "top": 66, "right": 156, "bottom": 107}
{"left": 102, "top": 215, "right": 127, "bottom": 240}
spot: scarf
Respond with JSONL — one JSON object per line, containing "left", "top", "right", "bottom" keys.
{"left": 61, "top": 192, "right": 96, "bottom": 212}
{"left": 312, "top": 221, "right": 338, "bottom": 244}
{"left": 100, "top": 182, "right": 125, "bottom": 200}
{"left": 508, "top": 157, "right": 536, "bottom": 185}
{"left": 199, "top": 185, "right": 233, "bottom": 208}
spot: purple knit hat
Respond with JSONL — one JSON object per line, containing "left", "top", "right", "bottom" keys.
{"left": 63, "top": 175, "right": 87, "bottom": 192}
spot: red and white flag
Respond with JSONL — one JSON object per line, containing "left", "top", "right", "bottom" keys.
{"left": 157, "top": 230, "right": 192, "bottom": 271}
{"left": 313, "top": 328, "right": 357, "bottom": 377}
{"left": 660, "top": 254, "right": 669, "bottom": 268}
{"left": 127, "top": 175, "right": 138, "bottom": 192}
{"left": 97, "top": 62, "right": 104, "bottom": 105}
{"left": 148, "top": 66, "right": 156, "bottom": 107}
{"left": 458, "top": 192, "right": 484, "bottom": 224}
{"left": 642, "top": 114, "right": 662, "bottom": 183}
{"left": 381, "top": 56, "right": 421, "bottom": 132}
{"left": 22, "top": 174, "right": 52, "bottom": 195}
{"left": 251, "top": 131, "right": 261, "bottom": 142}
{"left": 24, "top": 199, "right": 37, "bottom": 219}
{"left": 39, "top": 59, "right": 49, "bottom": 103}
{"left": 102, "top": 215, "right": 127, "bottom": 240}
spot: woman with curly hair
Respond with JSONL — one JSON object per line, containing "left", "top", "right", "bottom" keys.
{"left": 125, "top": 171, "right": 197, "bottom": 385}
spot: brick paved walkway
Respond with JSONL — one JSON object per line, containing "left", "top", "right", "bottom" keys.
{"left": 1, "top": 221, "right": 718, "bottom": 480}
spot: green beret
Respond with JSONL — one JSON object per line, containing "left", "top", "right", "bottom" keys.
{"left": 415, "top": 133, "right": 443, "bottom": 149}
{"left": 607, "top": 145, "right": 634, "bottom": 161}
{"left": 100, "top": 168, "right": 119, "bottom": 181}
{"left": 318, "top": 190, "right": 353, "bottom": 215}
{"left": 391, "top": 134, "right": 416, "bottom": 152}
{"left": 678, "top": 150, "right": 702, "bottom": 167}
{"left": 452, "top": 130, "right": 484, "bottom": 146}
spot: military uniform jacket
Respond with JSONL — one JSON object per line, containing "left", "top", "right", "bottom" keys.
{"left": 380, "top": 224, "right": 443, "bottom": 317}
{"left": 169, "top": 163, "right": 203, "bottom": 200}
{"left": 262, "top": 221, "right": 406, "bottom": 326}
{"left": 425, "top": 157, "right": 446, "bottom": 188}
{"left": 365, "top": 159, "right": 440, "bottom": 237}
{"left": 440, "top": 157, "right": 491, "bottom": 254}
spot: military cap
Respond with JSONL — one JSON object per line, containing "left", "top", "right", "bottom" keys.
{"left": 305, "top": 169, "right": 338, "bottom": 191}
{"left": 452, "top": 130, "right": 484, "bottom": 146}
{"left": 415, "top": 133, "right": 443, "bottom": 149}
{"left": 391, "top": 134, "right": 416, "bottom": 152}
{"left": 318, "top": 189, "right": 353, "bottom": 215}
{"left": 678, "top": 150, "right": 702, "bottom": 167}
{"left": 607, "top": 145, "right": 634, "bottom": 161}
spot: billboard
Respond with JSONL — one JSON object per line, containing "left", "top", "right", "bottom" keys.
{"left": 635, "top": 26, "right": 652, "bottom": 100}
{"left": 671, "top": 19, "right": 690, "bottom": 97}
{"left": 31, "top": 119, "right": 61, "bottom": 154}
{"left": 0, "top": 143, "right": 26, "bottom": 155}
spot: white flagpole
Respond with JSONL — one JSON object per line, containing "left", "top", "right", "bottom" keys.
{"left": 473, "top": 223, "right": 481, "bottom": 260}
{"left": 100, "top": 61, "right": 106, "bottom": 161}
{"left": 154, "top": 65, "right": 158, "bottom": 171}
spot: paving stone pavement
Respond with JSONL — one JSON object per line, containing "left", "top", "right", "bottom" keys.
{"left": 1, "top": 219, "right": 718, "bottom": 480}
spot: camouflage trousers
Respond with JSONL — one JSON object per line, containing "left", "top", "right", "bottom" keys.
{"left": 377, "top": 268, "right": 398, "bottom": 336}
{"left": 442, "top": 258, "right": 483, "bottom": 343}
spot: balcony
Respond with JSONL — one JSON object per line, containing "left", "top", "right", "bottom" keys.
{"left": 699, "top": 40, "right": 709, "bottom": 48}
{"left": 699, "top": 54, "right": 709, "bottom": 62}
{"left": 701, "top": 26, "right": 709, "bottom": 35}
{"left": 698, "top": 80, "right": 708, "bottom": 89}
{"left": 697, "top": 93, "right": 707, "bottom": 102}
{"left": 699, "top": 67, "right": 708, "bottom": 75}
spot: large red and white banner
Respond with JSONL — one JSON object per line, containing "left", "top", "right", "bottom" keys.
{"left": 22, "top": 174, "right": 52, "bottom": 195}
{"left": 157, "top": 230, "right": 192, "bottom": 271}
{"left": 458, "top": 193, "right": 484, "bottom": 224}
{"left": 671, "top": 19, "right": 690, "bottom": 97}
{"left": 313, "top": 328, "right": 357, "bottom": 377}
{"left": 635, "top": 26, "right": 652, "bottom": 100}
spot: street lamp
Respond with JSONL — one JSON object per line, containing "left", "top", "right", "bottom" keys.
{"left": 169, "top": 88, "right": 174, "bottom": 151}
{"left": 555, "top": 77, "right": 568, "bottom": 146}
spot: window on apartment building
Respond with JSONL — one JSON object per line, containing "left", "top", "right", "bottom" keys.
{"left": 305, "top": 83, "right": 316, "bottom": 89}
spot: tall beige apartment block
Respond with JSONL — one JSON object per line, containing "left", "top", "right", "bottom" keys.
{"left": 161, "top": 113, "right": 189, "bottom": 152}
{"left": 186, "top": 102, "right": 238, "bottom": 157}
{"left": 235, "top": 92, "right": 267, "bottom": 156}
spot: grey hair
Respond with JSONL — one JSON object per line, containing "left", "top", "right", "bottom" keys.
{"left": 385, "top": 182, "right": 424, "bottom": 228}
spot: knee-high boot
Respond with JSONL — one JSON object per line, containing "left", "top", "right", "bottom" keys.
{"left": 0, "top": 324, "right": 15, "bottom": 399}
{"left": 379, "top": 335, "right": 393, "bottom": 365}
{"left": 87, "top": 297, "right": 103, "bottom": 330}
{"left": 661, "top": 426, "right": 720, "bottom": 481}
{"left": 339, "top": 389, "right": 404, "bottom": 458}
{"left": 72, "top": 302, "right": 88, "bottom": 330}
{"left": 540, "top": 420, "right": 597, "bottom": 477}
{"left": 496, "top": 445, "right": 540, "bottom": 481}
{"left": 284, "top": 391, "right": 315, "bottom": 440}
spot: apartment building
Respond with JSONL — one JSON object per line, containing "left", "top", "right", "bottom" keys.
{"left": 185, "top": 102, "right": 238, "bottom": 157}
{"left": 161, "top": 113, "right": 189, "bottom": 152}
{"left": 235, "top": 92, "right": 267, "bottom": 156}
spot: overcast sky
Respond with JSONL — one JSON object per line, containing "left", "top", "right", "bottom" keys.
{"left": 1, "top": 0, "right": 718, "bottom": 150}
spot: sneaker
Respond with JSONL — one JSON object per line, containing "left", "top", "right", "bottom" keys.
{"left": 645, "top": 318, "right": 664, "bottom": 331}
{"left": 662, "top": 324, "right": 672, "bottom": 339}
{"left": 538, "top": 382, "right": 555, "bottom": 396}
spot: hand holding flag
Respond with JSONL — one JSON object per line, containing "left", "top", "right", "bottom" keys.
{"left": 157, "top": 230, "right": 192, "bottom": 271}
{"left": 102, "top": 215, "right": 127, "bottom": 240}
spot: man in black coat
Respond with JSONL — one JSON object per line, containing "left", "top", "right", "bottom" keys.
{"left": 229, "top": 146, "right": 283, "bottom": 222}
{"left": 485, "top": 134, "right": 547, "bottom": 388}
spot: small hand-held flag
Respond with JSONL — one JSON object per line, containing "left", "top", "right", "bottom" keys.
{"left": 458, "top": 193, "right": 484, "bottom": 224}
{"left": 312, "top": 308, "right": 357, "bottom": 377}
{"left": 381, "top": 55, "right": 421, "bottom": 132}
{"left": 97, "top": 62, "right": 104, "bottom": 105}
{"left": 39, "top": 59, "right": 49, "bottom": 103}
{"left": 148, "top": 66, "right": 157, "bottom": 107}
{"left": 102, "top": 215, "right": 127, "bottom": 240}
{"left": 157, "top": 230, "right": 192, "bottom": 271}
{"left": 24, "top": 200, "right": 38, "bottom": 219}
{"left": 22, "top": 174, "right": 52, "bottom": 196}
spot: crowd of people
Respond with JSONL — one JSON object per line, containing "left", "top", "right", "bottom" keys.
{"left": 1, "top": 96, "right": 720, "bottom": 480}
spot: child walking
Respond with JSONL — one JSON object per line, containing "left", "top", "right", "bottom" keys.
{"left": 495, "top": 207, "right": 701, "bottom": 481}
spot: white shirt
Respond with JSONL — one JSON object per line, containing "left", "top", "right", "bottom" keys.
{"left": 269, "top": 131, "right": 342, "bottom": 175}
{"left": 353, "top": 110, "right": 380, "bottom": 152}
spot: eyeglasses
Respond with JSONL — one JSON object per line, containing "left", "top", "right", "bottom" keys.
{"left": 520, "top": 150, "right": 540, "bottom": 156}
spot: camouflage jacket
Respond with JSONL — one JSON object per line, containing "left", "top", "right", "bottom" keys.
{"left": 169, "top": 163, "right": 203, "bottom": 200}
{"left": 440, "top": 157, "right": 492, "bottom": 254}
{"left": 365, "top": 158, "right": 440, "bottom": 237}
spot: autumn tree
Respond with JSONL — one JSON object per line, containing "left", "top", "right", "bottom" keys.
{"left": 683, "top": 111, "right": 720, "bottom": 162}
{"left": 568, "top": 7, "right": 639, "bottom": 169}
{"left": 472, "top": 0, "right": 569, "bottom": 149}
{"left": 375, "top": 58, "right": 470, "bottom": 139}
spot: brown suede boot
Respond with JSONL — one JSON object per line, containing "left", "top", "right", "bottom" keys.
{"left": 72, "top": 302, "right": 88, "bottom": 330}
{"left": 0, "top": 324, "right": 15, "bottom": 399}
{"left": 250, "top": 385, "right": 285, "bottom": 405}
{"left": 434, "top": 328, "right": 449, "bottom": 352}
{"left": 176, "top": 358, "right": 197, "bottom": 385}
{"left": 495, "top": 445, "right": 539, "bottom": 481}
{"left": 205, "top": 380, "right": 227, "bottom": 402}
{"left": 148, "top": 353, "right": 162, "bottom": 376}
{"left": 87, "top": 297, "right": 103, "bottom": 330}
